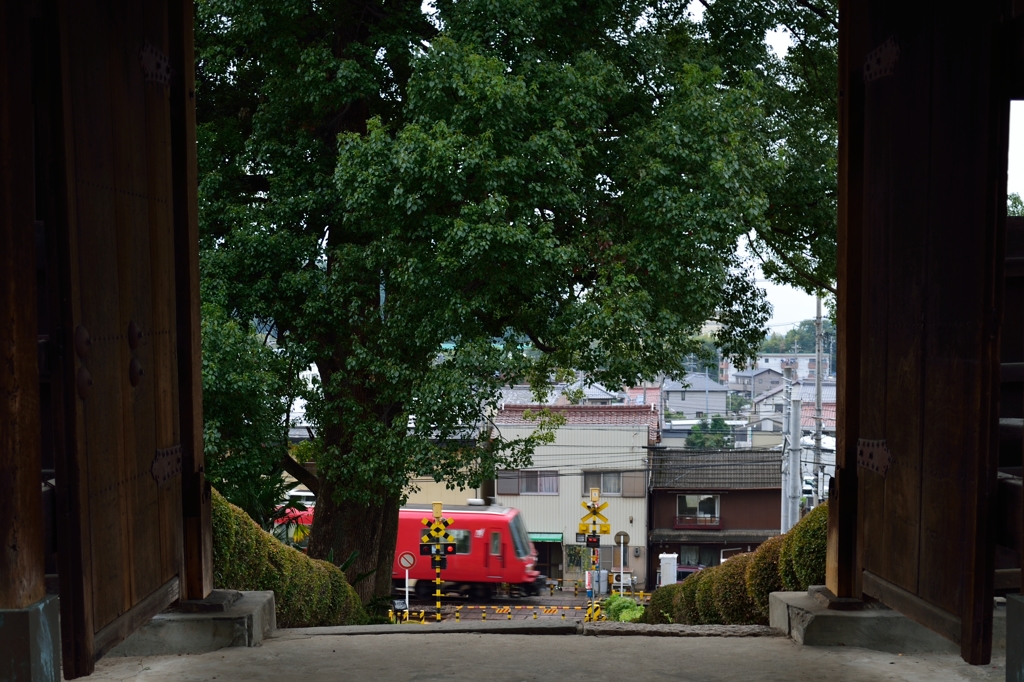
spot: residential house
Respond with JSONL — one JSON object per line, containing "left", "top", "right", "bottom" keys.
{"left": 492, "top": 404, "right": 659, "bottom": 585}
{"left": 752, "top": 380, "right": 837, "bottom": 423}
{"left": 647, "top": 448, "right": 783, "bottom": 588}
{"left": 662, "top": 373, "right": 728, "bottom": 419}
{"left": 720, "top": 353, "right": 829, "bottom": 384}
{"left": 728, "top": 367, "right": 784, "bottom": 398}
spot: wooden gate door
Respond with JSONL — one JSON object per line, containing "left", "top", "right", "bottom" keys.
{"left": 835, "top": 0, "right": 1009, "bottom": 665}
{"left": 47, "top": 0, "right": 210, "bottom": 676}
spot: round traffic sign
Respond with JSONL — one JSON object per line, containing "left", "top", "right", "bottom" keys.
{"left": 614, "top": 531, "right": 630, "bottom": 545}
{"left": 398, "top": 551, "right": 416, "bottom": 569}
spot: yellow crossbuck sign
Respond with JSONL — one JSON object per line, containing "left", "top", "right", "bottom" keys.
{"left": 580, "top": 501, "right": 608, "bottom": 524}
{"left": 421, "top": 516, "right": 454, "bottom": 543}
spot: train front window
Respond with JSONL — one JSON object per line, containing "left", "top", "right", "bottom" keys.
{"left": 509, "top": 514, "right": 531, "bottom": 558}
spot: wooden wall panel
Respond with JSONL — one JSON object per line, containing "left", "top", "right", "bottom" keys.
{"left": 0, "top": 0, "right": 46, "bottom": 613}
{"left": 52, "top": 0, "right": 194, "bottom": 674}
{"left": 840, "top": 0, "right": 1008, "bottom": 665}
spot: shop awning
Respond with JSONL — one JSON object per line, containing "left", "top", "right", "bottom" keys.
{"left": 529, "top": 533, "right": 563, "bottom": 543}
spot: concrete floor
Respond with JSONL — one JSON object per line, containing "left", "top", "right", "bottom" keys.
{"left": 90, "top": 632, "right": 1007, "bottom": 682}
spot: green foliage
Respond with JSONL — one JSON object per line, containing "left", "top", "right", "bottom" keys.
{"left": 695, "top": 565, "right": 724, "bottom": 624}
{"left": 674, "top": 570, "right": 706, "bottom": 624}
{"left": 604, "top": 594, "right": 645, "bottom": 623}
{"left": 1010, "top": 192, "right": 1024, "bottom": 217}
{"left": 201, "top": 303, "right": 298, "bottom": 528}
{"left": 777, "top": 530, "right": 801, "bottom": 591}
{"left": 713, "top": 553, "right": 764, "bottom": 625}
{"left": 701, "top": 0, "right": 838, "bottom": 297}
{"left": 760, "top": 318, "right": 835, "bottom": 357}
{"left": 686, "top": 417, "right": 734, "bottom": 449}
{"left": 787, "top": 502, "right": 829, "bottom": 589}
{"left": 642, "top": 583, "right": 684, "bottom": 624}
{"left": 745, "top": 534, "right": 786, "bottom": 617}
{"left": 727, "top": 393, "right": 750, "bottom": 414}
{"left": 211, "top": 488, "right": 365, "bottom": 627}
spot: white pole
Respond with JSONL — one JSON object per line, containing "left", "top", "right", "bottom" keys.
{"left": 814, "top": 295, "right": 823, "bottom": 508}
{"left": 781, "top": 370, "right": 792, "bottom": 532}
{"left": 405, "top": 568, "right": 409, "bottom": 613}
{"left": 790, "top": 399, "right": 803, "bottom": 530}
{"left": 619, "top": 536, "right": 625, "bottom": 596}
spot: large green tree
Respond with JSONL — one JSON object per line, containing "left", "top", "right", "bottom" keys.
{"left": 698, "top": 0, "right": 838, "bottom": 296}
{"left": 195, "top": 0, "right": 834, "bottom": 601}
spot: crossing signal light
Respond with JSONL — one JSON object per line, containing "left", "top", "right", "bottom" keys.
{"left": 444, "top": 542, "right": 457, "bottom": 555}
{"left": 419, "top": 543, "right": 433, "bottom": 556}
{"left": 586, "top": 534, "right": 600, "bottom": 548}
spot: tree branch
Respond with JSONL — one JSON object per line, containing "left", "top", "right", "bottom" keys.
{"left": 525, "top": 328, "right": 558, "bottom": 354}
{"left": 792, "top": 0, "right": 838, "bottom": 30}
{"left": 281, "top": 453, "right": 320, "bottom": 496}
{"left": 751, "top": 231, "right": 837, "bottom": 295}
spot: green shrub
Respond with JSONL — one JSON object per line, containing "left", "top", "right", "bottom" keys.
{"left": 745, "top": 534, "right": 786, "bottom": 617}
{"left": 713, "top": 553, "right": 764, "bottom": 625}
{"left": 694, "top": 565, "right": 723, "bottom": 624}
{"left": 212, "top": 488, "right": 366, "bottom": 627}
{"left": 619, "top": 604, "right": 645, "bottom": 622}
{"left": 605, "top": 594, "right": 645, "bottom": 622}
{"left": 642, "top": 583, "right": 684, "bottom": 624}
{"left": 789, "top": 503, "right": 829, "bottom": 589}
{"left": 674, "top": 570, "right": 706, "bottom": 624}
{"left": 777, "top": 531, "right": 801, "bottom": 591}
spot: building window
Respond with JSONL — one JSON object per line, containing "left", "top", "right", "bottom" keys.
{"left": 774, "top": 404, "right": 783, "bottom": 413}
{"left": 449, "top": 529, "right": 472, "bottom": 554}
{"left": 583, "top": 471, "right": 622, "bottom": 496}
{"left": 675, "top": 494, "right": 720, "bottom": 527}
{"left": 520, "top": 470, "right": 558, "bottom": 494}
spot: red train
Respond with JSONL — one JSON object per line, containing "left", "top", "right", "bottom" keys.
{"left": 392, "top": 503, "right": 541, "bottom": 599}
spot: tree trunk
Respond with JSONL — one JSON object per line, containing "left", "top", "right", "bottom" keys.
{"left": 307, "top": 477, "right": 400, "bottom": 603}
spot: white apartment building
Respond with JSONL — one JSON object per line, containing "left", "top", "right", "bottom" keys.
{"left": 491, "top": 404, "right": 658, "bottom": 586}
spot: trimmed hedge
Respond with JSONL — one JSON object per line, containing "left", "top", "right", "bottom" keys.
{"left": 746, "top": 534, "right": 786, "bottom": 617}
{"left": 777, "top": 531, "right": 801, "bottom": 591}
{"left": 788, "top": 502, "right": 829, "bottom": 589}
{"left": 642, "top": 582, "right": 684, "bottom": 624}
{"left": 694, "top": 565, "right": 723, "bottom": 624}
{"left": 212, "top": 488, "right": 365, "bottom": 627}
{"left": 674, "top": 570, "right": 706, "bottom": 624}
{"left": 713, "top": 553, "right": 763, "bottom": 625}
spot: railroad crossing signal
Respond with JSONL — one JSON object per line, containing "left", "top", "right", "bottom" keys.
{"left": 422, "top": 502, "right": 453, "bottom": 622}
{"left": 580, "top": 500, "right": 609, "bottom": 525}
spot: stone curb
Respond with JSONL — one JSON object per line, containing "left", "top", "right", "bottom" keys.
{"left": 580, "top": 623, "right": 784, "bottom": 637}
{"left": 273, "top": 621, "right": 783, "bottom": 639}
{"left": 275, "top": 621, "right": 580, "bottom": 637}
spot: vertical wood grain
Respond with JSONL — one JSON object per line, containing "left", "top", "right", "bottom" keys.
{"left": 0, "top": 0, "right": 46, "bottom": 613}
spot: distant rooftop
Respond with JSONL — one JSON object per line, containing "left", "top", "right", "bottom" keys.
{"left": 650, "top": 448, "right": 783, "bottom": 489}
{"left": 494, "top": 403, "right": 660, "bottom": 445}
{"left": 663, "top": 372, "right": 728, "bottom": 392}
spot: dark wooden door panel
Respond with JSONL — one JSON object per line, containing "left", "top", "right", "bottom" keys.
{"left": 55, "top": 0, "right": 185, "bottom": 675}
{"left": 845, "top": 0, "right": 1007, "bottom": 665}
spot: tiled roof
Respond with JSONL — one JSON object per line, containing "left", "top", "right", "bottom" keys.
{"left": 650, "top": 448, "right": 782, "bottom": 489}
{"left": 494, "top": 404, "right": 660, "bottom": 445}
{"left": 626, "top": 386, "right": 661, "bottom": 406}
{"left": 754, "top": 380, "right": 837, "bottom": 404}
{"left": 663, "top": 373, "right": 728, "bottom": 392}
{"left": 800, "top": 403, "right": 837, "bottom": 429}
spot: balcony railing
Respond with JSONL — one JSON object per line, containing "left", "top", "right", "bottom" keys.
{"left": 673, "top": 515, "right": 721, "bottom": 529}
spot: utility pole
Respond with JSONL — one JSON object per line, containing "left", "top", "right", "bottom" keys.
{"left": 789, "top": 398, "right": 803, "bottom": 528}
{"left": 780, "top": 368, "right": 793, "bottom": 532}
{"left": 704, "top": 368, "right": 710, "bottom": 418}
{"left": 814, "top": 295, "right": 823, "bottom": 507}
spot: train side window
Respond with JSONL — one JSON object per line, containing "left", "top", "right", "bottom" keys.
{"left": 450, "top": 529, "right": 471, "bottom": 554}
{"left": 490, "top": 531, "right": 502, "bottom": 556}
